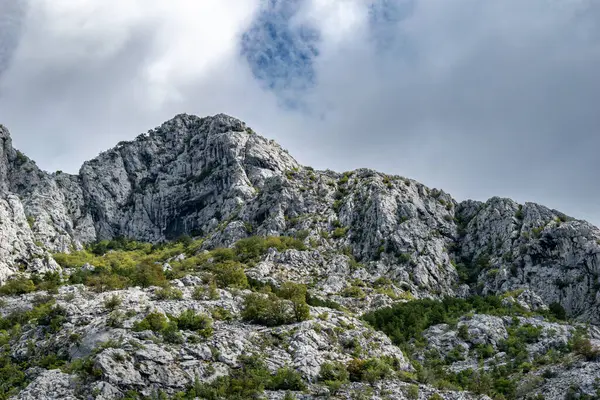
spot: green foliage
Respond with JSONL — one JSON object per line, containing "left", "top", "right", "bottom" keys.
{"left": 0, "top": 352, "right": 27, "bottom": 399}
{"left": 278, "top": 282, "right": 310, "bottom": 322}
{"left": 210, "top": 261, "right": 248, "bottom": 289}
{"left": 193, "top": 281, "right": 220, "bottom": 300}
{"left": 570, "top": 334, "right": 600, "bottom": 361}
{"left": 515, "top": 205, "right": 524, "bottom": 220}
{"left": 455, "top": 254, "right": 491, "bottom": 285}
{"left": 531, "top": 226, "right": 544, "bottom": 239}
{"left": 133, "top": 310, "right": 213, "bottom": 343}
{"left": 306, "top": 294, "right": 344, "bottom": 311}
{"left": 548, "top": 302, "right": 567, "bottom": 320}
{"left": 406, "top": 385, "right": 419, "bottom": 400}
{"left": 363, "top": 295, "right": 529, "bottom": 348}
{"left": 268, "top": 367, "right": 306, "bottom": 391}
{"left": 457, "top": 324, "right": 470, "bottom": 340}
{"left": 332, "top": 227, "right": 348, "bottom": 238}
{"left": 294, "top": 229, "right": 310, "bottom": 241}
{"left": 211, "top": 307, "right": 234, "bottom": 321}
{"left": 242, "top": 292, "right": 294, "bottom": 326}
{"left": 347, "top": 358, "right": 394, "bottom": 383}
{"left": 133, "top": 312, "right": 169, "bottom": 333}
{"left": 234, "top": 236, "right": 306, "bottom": 264}
{"left": 103, "top": 295, "right": 122, "bottom": 311}
{"left": 0, "top": 275, "right": 35, "bottom": 296}
{"left": 319, "top": 361, "right": 349, "bottom": 394}
{"left": 15, "top": 150, "right": 29, "bottom": 165}
{"left": 33, "top": 272, "right": 62, "bottom": 293}
{"left": 373, "top": 277, "right": 392, "bottom": 288}
{"left": 155, "top": 286, "right": 183, "bottom": 300}
{"left": 341, "top": 285, "right": 366, "bottom": 299}
{"left": 87, "top": 237, "right": 154, "bottom": 256}
{"left": 397, "top": 253, "right": 412, "bottom": 264}
{"left": 51, "top": 235, "right": 306, "bottom": 294}
{"left": 182, "top": 355, "right": 306, "bottom": 400}
{"left": 475, "top": 343, "right": 495, "bottom": 359}
{"left": 176, "top": 310, "right": 213, "bottom": 338}
{"left": 133, "top": 261, "right": 168, "bottom": 288}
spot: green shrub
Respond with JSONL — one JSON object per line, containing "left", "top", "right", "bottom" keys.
{"left": 104, "top": 295, "right": 122, "bottom": 311}
{"left": 306, "top": 294, "right": 343, "bottom": 311}
{"left": 363, "top": 295, "right": 529, "bottom": 348}
{"left": 571, "top": 335, "right": 600, "bottom": 361}
{"left": 242, "top": 292, "right": 293, "bottom": 326}
{"left": 155, "top": 286, "right": 183, "bottom": 300}
{"left": 268, "top": 367, "right": 306, "bottom": 391}
{"left": 319, "top": 361, "right": 349, "bottom": 394}
{"left": 210, "top": 261, "right": 248, "bottom": 288}
{"left": 457, "top": 324, "right": 470, "bottom": 340}
{"left": 133, "top": 312, "right": 169, "bottom": 333}
{"left": 176, "top": 310, "right": 213, "bottom": 338}
{"left": 210, "top": 248, "right": 237, "bottom": 263}
{"left": 107, "top": 311, "right": 125, "bottom": 328}
{"left": 294, "top": 230, "right": 310, "bottom": 241}
{"left": 79, "top": 272, "right": 128, "bottom": 292}
{"left": 332, "top": 227, "right": 348, "bottom": 238}
{"left": 475, "top": 343, "right": 495, "bottom": 359}
{"left": 184, "top": 354, "right": 272, "bottom": 399}
{"left": 234, "top": 236, "right": 306, "bottom": 264}
{"left": 132, "top": 261, "right": 168, "bottom": 288}
{"left": 373, "top": 277, "right": 392, "bottom": 288}
{"left": 0, "top": 275, "right": 35, "bottom": 295}
{"left": 163, "top": 321, "right": 184, "bottom": 344}
{"left": 347, "top": 358, "right": 393, "bottom": 383}
{"left": 29, "top": 301, "right": 67, "bottom": 334}
{"left": 341, "top": 286, "right": 366, "bottom": 299}
{"left": 33, "top": 271, "right": 62, "bottom": 292}
{"left": 549, "top": 302, "right": 567, "bottom": 320}
{"left": 211, "top": 307, "right": 234, "bottom": 321}
{"left": 278, "top": 282, "right": 310, "bottom": 322}
{"left": 407, "top": 385, "right": 419, "bottom": 400}
{"left": 193, "top": 281, "right": 220, "bottom": 300}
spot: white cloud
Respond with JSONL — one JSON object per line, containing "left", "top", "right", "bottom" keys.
{"left": 1, "top": 0, "right": 599, "bottom": 225}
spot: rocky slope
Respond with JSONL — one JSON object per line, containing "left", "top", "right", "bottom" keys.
{"left": 1, "top": 113, "right": 600, "bottom": 399}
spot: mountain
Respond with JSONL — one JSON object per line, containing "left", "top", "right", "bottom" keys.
{"left": 1, "top": 113, "right": 600, "bottom": 399}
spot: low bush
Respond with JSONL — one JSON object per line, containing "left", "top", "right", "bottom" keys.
{"left": 176, "top": 310, "right": 213, "bottom": 338}
{"left": 347, "top": 357, "right": 394, "bottom": 383}
{"left": 242, "top": 292, "right": 294, "bottom": 327}
{"left": 210, "top": 261, "right": 248, "bottom": 289}
{"left": 183, "top": 354, "right": 306, "bottom": 399}
{"left": 0, "top": 275, "right": 35, "bottom": 296}
{"left": 155, "top": 286, "right": 183, "bottom": 300}
{"left": 319, "top": 361, "right": 349, "bottom": 394}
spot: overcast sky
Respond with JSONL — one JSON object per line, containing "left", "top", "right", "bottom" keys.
{"left": 0, "top": 0, "right": 599, "bottom": 225}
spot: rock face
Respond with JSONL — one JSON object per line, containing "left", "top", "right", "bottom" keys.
{"left": 1, "top": 114, "right": 600, "bottom": 322}
{"left": 2, "top": 113, "right": 600, "bottom": 399}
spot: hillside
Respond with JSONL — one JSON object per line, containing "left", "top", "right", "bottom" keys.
{"left": 1, "top": 114, "right": 599, "bottom": 399}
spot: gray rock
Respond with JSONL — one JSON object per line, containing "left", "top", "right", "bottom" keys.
{"left": 11, "top": 369, "right": 77, "bottom": 400}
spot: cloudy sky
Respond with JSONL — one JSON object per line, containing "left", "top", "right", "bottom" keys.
{"left": 1, "top": 0, "right": 599, "bottom": 225}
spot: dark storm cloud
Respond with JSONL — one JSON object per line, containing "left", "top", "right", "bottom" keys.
{"left": 0, "top": 0, "right": 599, "bottom": 225}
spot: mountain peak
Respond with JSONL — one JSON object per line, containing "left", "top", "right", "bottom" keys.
{"left": 154, "top": 113, "right": 247, "bottom": 137}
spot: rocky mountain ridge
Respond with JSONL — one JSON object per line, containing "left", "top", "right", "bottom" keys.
{"left": 1, "top": 113, "right": 600, "bottom": 399}
{"left": 1, "top": 113, "right": 599, "bottom": 321}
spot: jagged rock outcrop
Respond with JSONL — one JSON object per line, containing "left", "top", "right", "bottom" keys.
{"left": 456, "top": 198, "right": 600, "bottom": 322}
